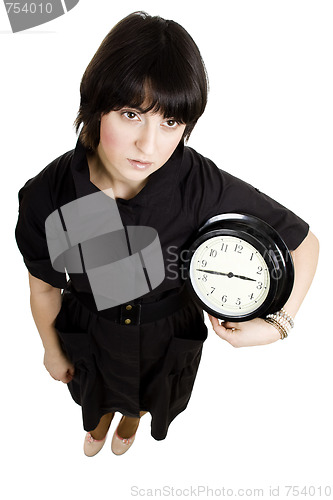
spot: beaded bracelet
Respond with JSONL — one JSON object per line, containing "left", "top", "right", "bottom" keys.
{"left": 265, "top": 308, "right": 294, "bottom": 340}
{"left": 280, "top": 308, "right": 295, "bottom": 328}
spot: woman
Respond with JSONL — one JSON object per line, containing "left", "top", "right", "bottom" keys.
{"left": 15, "top": 11, "right": 319, "bottom": 457}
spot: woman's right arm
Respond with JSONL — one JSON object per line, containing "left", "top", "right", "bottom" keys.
{"left": 28, "top": 272, "right": 74, "bottom": 383}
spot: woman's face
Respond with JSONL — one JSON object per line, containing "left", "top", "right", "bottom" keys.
{"left": 96, "top": 107, "right": 186, "bottom": 184}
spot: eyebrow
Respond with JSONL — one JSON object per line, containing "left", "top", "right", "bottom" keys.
{"left": 122, "top": 106, "right": 146, "bottom": 113}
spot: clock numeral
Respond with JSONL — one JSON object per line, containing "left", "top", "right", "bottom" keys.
{"left": 202, "top": 274, "right": 208, "bottom": 282}
{"left": 210, "top": 287, "right": 215, "bottom": 294}
{"left": 201, "top": 259, "right": 207, "bottom": 267}
{"left": 257, "top": 282, "right": 263, "bottom": 290}
{"left": 234, "top": 243, "right": 243, "bottom": 253}
{"left": 221, "top": 243, "right": 228, "bottom": 252}
{"left": 221, "top": 295, "right": 228, "bottom": 304}
{"left": 236, "top": 298, "right": 241, "bottom": 306}
{"left": 257, "top": 266, "right": 263, "bottom": 274}
{"left": 249, "top": 293, "right": 254, "bottom": 300}
{"left": 250, "top": 253, "right": 254, "bottom": 261}
{"left": 209, "top": 249, "right": 217, "bottom": 257}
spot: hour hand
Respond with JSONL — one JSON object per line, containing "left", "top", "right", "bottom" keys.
{"left": 232, "top": 273, "right": 256, "bottom": 282}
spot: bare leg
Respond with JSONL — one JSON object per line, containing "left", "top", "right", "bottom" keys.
{"left": 117, "top": 411, "right": 147, "bottom": 439}
{"left": 90, "top": 412, "right": 114, "bottom": 440}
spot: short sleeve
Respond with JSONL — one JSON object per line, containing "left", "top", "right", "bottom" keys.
{"left": 186, "top": 148, "right": 309, "bottom": 251}
{"left": 15, "top": 176, "right": 68, "bottom": 289}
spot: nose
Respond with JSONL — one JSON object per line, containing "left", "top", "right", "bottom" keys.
{"left": 135, "top": 122, "right": 156, "bottom": 157}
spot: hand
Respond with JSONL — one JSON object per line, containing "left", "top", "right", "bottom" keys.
{"left": 207, "top": 315, "right": 281, "bottom": 348}
{"left": 43, "top": 348, "right": 75, "bottom": 383}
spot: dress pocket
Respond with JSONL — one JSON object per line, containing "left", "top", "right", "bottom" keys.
{"left": 54, "top": 292, "right": 91, "bottom": 367}
{"left": 168, "top": 299, "right": 208, "bottom": 375}
{"left": 167, "top": 336, "right": 205, "bottom": 418}
{"left": 165, "top": 303, "right": 208, "bottom": 417}
{"left": 168, "top": 335, "right": 206, "bottom": 376}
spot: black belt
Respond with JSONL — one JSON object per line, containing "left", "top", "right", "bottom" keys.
{"left": 64, "top": 282, "right": 193, "bottom": 325}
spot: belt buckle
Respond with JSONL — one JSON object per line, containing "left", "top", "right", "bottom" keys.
{"left": 120, "top": 303, "right": 142, "bottom": 325}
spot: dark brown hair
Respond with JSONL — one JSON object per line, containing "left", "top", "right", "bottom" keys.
{"left": 74, "top": 11, "right": 209, "bottom": 151}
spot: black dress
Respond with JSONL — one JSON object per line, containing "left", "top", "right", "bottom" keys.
{"left": 15, "top": 137, "right": 309, "bottom": 440}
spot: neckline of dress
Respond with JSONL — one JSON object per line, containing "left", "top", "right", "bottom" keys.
{"left": 88, "top": 176, "right": 148, "bottom": 204}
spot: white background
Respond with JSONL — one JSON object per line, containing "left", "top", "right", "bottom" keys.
{"left": 1, "top": 1, "right": 332, "bottom": 499}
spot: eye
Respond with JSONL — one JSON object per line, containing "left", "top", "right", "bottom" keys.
{"left": 163, "top": 119, "right": 179, "bottom": 129}
{"left": 122, "top": 110, "right": 140, "bottom": 121}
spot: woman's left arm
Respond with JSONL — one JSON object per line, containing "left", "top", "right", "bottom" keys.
{"left": 208, "top": 230, "right": 319, "bottom": 347}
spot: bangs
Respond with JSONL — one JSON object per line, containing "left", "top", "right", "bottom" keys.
{"left": 110, "top": 76, "right": 204, "bottom": 125}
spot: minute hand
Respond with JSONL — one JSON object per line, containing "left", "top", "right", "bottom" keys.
{"left": 196, "top": 269, "right": 256, "bottom": 282}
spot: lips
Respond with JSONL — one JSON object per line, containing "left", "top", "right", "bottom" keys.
{"left": 127, "top": 159, "right": 153, "bottom": 170}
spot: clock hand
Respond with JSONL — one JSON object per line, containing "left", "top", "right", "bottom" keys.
{"left": 196, "top": 269, "right": 256, "bottom": 282}
{"left": 232, "top": 273, "right": 257, "bottom": 282}
{"left": 196, "top": 269, "right": 229, "bottom": 277}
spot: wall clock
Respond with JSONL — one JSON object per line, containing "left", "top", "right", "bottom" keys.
{"left": 184, "top": 213, "right": 294, "bottom": 322}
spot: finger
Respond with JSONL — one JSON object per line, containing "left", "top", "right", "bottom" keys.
{"left": 63, "top": 370, "right": 74, "bottom": 384}
{"left": 208, "top": 314, "right": 223, "bottom": 330}
{"left": 208, "top": 315, "right": 236, "bottom": 332}
{"left": 208, "top": 314, "right": 225, "bottom": 328}
{"left": 210, "top": 320, "right": 233, "bottom": 340}
{"left": 224, "top": 321, "right": 240, "bottom": 331}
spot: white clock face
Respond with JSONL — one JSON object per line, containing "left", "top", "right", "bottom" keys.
{"left": 189, "top": 235, "right": 271, "bottom": 317}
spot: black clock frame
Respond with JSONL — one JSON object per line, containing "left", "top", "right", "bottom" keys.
{"left": 183, "top": 213, "right": 295, "bottom": 322}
